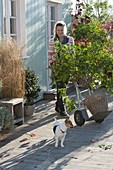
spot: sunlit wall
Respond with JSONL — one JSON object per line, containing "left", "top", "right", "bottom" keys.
{"left": 25, "top": 0, "right": 47, "bottom": 99}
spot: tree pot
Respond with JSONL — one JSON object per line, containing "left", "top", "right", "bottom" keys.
{"left": 24, "top": 105, "right": 35, "bottom": 117}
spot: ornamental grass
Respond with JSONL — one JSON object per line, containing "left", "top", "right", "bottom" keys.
{"left": 0, "top": 40, "right": 25, "bottom": 99}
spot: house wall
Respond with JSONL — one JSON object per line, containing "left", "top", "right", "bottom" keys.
{"left": 0, "top": 0, "right": 3, "bottom": 41}
{"left": 0, "top": 0, "right": 72, "bottom": 100}
{"left": 25, "top": 0, "right": 47, "bottom": 99}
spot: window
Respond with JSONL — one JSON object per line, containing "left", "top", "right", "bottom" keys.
{"left": 3, "top": 0, "right": 17, "bottom": 40}
{"left": 47, "top": 2, "right": 58, "bottom": 42}
{"left": 3, "top": 0, "right": 26, "bottom": 44}
{"left": 51, "top": 6, "right": 55, "bottom": 37}
{"left": 47, "top": 1, "right": 62, "bottom": 41}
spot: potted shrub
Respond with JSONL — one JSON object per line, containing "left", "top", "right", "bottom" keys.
{"left": 24, "top": 67, "right": 41, "bottom": 116}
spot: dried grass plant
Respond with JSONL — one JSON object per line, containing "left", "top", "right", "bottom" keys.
{"left": 0, "top": 40, "right": 25, "bottom": 98}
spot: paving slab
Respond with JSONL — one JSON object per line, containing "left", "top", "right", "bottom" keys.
{"left": 0, "top": 94, "right": 113, "bottom": 170}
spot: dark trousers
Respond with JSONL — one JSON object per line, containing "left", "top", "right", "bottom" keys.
{"left": 55, "top": 82, "right": 66, "bottom": 113}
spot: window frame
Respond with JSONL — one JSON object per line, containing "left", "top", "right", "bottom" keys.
{"left": 46, "top": 1, "right": 62, "bottom": 90}
{"left": 47, "top": 2, "right": 58, "bottom": 41}
{"left": 2, "top": 0, "right": 26, "bottom": 45}
{"left": 3, "top": 0, "right": 17, "bottom": 40}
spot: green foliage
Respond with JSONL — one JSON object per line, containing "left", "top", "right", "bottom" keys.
{"left": 82, "top": 0, "right": 113, "bottom": 23}
{"left": 50, "top": 21, "right": 113, "bottom": 90}
{"left": 49, "top": 1, "right": 113, "bottom": 112}
{"left": 98, "top": 144, "right": 112, "bottom": 150}
{"left": 73, "top": 20, "right": 107, "bottom": 43}
{"left": 25, "top": 67, "right": 41, "bottom": 105}
{"left": 70, "top": 20, "right": 113, "bottom": 90}
{"left": 58, "top": 87, "right": 76, "bottom": 112}
{"left": 49, "top": 20, "right": 113, "bottom": 111}
{"left": 0, "top": 107, "right": 14, "bottom": 131}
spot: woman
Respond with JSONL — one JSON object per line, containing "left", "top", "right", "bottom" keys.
{"left": 48, "top": 21, "right": 74, "bottom": 117}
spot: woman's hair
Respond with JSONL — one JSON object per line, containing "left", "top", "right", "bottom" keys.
{"left": 53, "top": 21, "right": 67, "bottom": 39}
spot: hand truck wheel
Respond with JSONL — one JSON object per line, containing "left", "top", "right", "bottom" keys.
{"left": 74, "top": 110, "right": 85, "bottom": 126}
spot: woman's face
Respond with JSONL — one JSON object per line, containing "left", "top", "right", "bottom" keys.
{"left": 56, "top": 26, "right": 64, "bottom": 38}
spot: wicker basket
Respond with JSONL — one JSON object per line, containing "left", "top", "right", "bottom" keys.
{"left": 83, "top": 92, "right": 108, "bottom": 115}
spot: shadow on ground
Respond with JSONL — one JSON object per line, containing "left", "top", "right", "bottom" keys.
{"left": 0, "top": 92, "right": 113, "bottom": 170}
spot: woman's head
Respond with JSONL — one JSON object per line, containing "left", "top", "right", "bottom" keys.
{"left": 53, "top": 21, "right": 67, "bottom": 39}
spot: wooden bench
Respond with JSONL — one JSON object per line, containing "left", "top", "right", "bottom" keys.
{"left": 0, "top": 98, "right": 24, "bottom": 125}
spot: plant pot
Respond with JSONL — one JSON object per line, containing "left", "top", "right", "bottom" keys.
{"left": 24, "top": 105, "right": 35, "bottom": 117}
{"left": 83, "top": 92, "right": 108, "bottom": 115}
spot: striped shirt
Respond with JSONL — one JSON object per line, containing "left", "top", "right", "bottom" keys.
{"left": 48, "top": 36, "right": 74, "bottom": 65}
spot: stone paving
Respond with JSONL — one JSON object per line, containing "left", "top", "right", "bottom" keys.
{"left": 0, "top": 94, "right": 113, "bottom": 170}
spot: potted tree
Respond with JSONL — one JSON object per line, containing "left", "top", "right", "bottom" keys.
{"left": 49, "top": 0, "right": 113, "bottom": 125}
{"left": 49, "top": 19, "right": 113, "bottom": 113}
{"left": 24, "top": 67, "right": 41, "bottom": 117}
